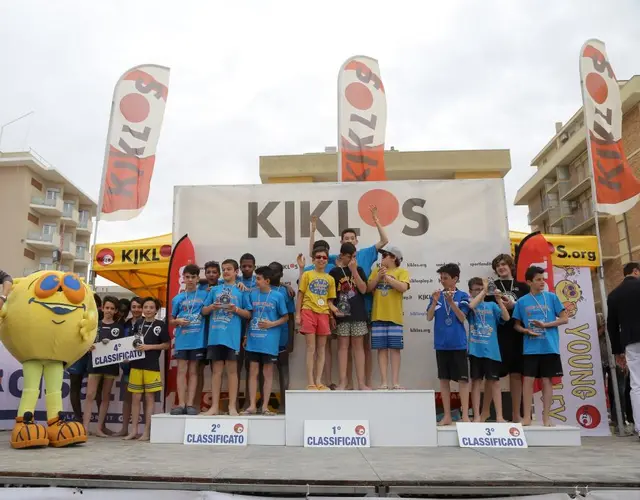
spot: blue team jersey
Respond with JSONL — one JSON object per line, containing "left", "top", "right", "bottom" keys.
{"left": 513, "top": 291, "right": 565, "bottom": 355}
{"left": 273, "top": 285, "right": 295, "bottom": 348}
{"left": 246, "top": 289, "right": 288, "bottom": 356}
{"left": 172, "top": 289, "right": 208, "bottom": 351}
{"left": 428, "top": 289, "right": 470, "bottom": 350}
{"left": 239, "top": 275, "right": 257, "bottom": 289}
{"left": 469, "top": 302, "right": 503, "bottom": 362}
{"left": 204, "top": 283, "right": 252, "bottom": 352}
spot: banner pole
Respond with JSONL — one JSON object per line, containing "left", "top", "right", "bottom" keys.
{"left": 579, "top": 47, "right": 627, "bottom": 436}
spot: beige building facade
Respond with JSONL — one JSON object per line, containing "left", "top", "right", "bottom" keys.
{"left": 259, "top": 148, "right": 511, "bottom": 184}
{"left": 514, "top": 76, "right": 640, "bottom": 300}
{"left": 0, "top": 150, "right": 97, "bottom": 281}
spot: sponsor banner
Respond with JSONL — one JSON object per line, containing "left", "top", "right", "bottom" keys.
{"left": 510, "top": 231, "right": 599, "bottom": 267}
{"left": 94, "top": 235, "right": 172, "bottom": 270}
{"left": 164, "top": 234, "right": 197, "bottom": 410}
{"left": 456, "top": 422, "right": 527, "bottom": 448}
{"left": 0, "top": 343, "right": 161, "bottom": 430}
{"left": 183, "top": 418, "right": 248, "bottom": 446}
{"left": 579, "top": 40, "right": 640, "bottom": 215}
{"left": 304, "top": 420, "right": 370, "bottom": 448}
{"left": 338, "top": 56, "right": 387, "bottom": 182}
{"left": 534, "top": 266, "right": 609, "bottom": 436}
{"left": 92, "top": 336, "right": 145, "bottom": 368}
{"left": 99, "top": 65, "right": 170, "bottom": 221}
{"left": 174, "top": 179, "right": 511, "bottom": 389}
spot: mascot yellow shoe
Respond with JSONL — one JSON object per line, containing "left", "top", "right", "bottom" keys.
{"left": 0, "top": 271, "right": 97, "bottom": 449}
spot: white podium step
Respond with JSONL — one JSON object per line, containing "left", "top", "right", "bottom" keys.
{"left": 150, "top": 413, "right": 286, "bottom": 446}
{"left": 285, "top": 390, "right": 437, "bottom": 447}
{"left": 436, "top": 423, "right": 582, "bottom": 447}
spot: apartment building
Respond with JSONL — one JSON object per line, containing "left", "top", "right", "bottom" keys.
{"left": 0, "top": 150, "right": 97, "bottom": 281}
{"left": 259, "top": 148, "right": 511, "bottom": 183}
{"left": 514, "top": 75, "right": 640, "bottom": 296}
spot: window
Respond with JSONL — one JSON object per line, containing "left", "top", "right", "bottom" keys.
{"left": 45, "top": 189, "right": 59, "bottom": 201}
{"left": 42, "top": 223, "right": 57, "bottom": 237}
{"left": 79, "top": 210, "right": 89, "bottom": 223}
{"left": 63, "top": 201, "right": 75, "bottom": 212}
{"left": 39, "top": 258, "right": 54, "bottom": 271}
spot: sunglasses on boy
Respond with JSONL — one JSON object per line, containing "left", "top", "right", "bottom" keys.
{"left": 314, "top": 255, "right": 328, "bottom": 261}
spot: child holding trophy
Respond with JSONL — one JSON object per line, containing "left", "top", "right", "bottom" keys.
{"left": 427, "top": 263, "right": 471, "bottom": 425}
{"left": 329, "top": 243, "right": 369, "bottom": 391}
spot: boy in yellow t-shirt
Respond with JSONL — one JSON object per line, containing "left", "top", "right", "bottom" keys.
{"left": 296, "top": 247, "right": 337, "bottom": 390}
{"left": 367, "top": 245, "right": 410, "bottom": 389}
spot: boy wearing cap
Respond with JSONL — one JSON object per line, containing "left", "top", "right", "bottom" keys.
{"left": 367, "top": 246, "right": 410, "bottom": 390}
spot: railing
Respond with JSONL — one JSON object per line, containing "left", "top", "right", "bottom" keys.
{"left": 27, "top": 231, "right": 54, "bottom": 242}
{"left": 78, "top": 219, "right": 90, "bottom": 229}
{"left": 30, "top": 197, "right": 57, "bottom": 207}
{"left": 63, "top": 240, "right": 76, "bottom": 253}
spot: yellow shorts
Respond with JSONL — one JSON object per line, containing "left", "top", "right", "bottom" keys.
{"left": 128, "top": 368, "right": 162, "bottom": 394}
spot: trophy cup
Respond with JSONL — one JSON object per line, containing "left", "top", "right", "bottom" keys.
{"left": 487, "top": 278, "right": 498, "bottom": 296}
{"left": 219, "top": 289, "right": 232, "bottom": 309}
{"left": 337, "top": 295, "right": 351, "bottom": 316}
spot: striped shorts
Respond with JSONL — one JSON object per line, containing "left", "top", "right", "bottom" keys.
{"left": 371, "top": 321, "right": 404, "bottom": 350}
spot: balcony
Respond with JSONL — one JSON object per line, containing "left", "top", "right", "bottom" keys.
{"left": 61, "top": 206, "right": 79, "bottom": 226}
{"left": 565, "top": 209, "right": 608, "bottom": 235}
{"left": 25, "top": 231, "right": 60, "bottom": 250}
{"left": 62, "top": 239, "right": 76, "bottom": 259}
{"left": 75, "top": 247, "right": 90, "bottom": 264}
{"left": 527, "top": 204, "right": 558, "bottom": 226}
{"left": 561, "top": 175, "right": 591, "bottom": 201}
{"left": 30, "top": 196, "right": 63, "bottom": 216}
{"left": 77, "top": 218, "right": 92, "bottom": 235}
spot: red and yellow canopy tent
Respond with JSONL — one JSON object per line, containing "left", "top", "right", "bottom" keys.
{"left": 93, "top": 231, "right": 600, "bottom": 304}
{"left": 92, "top": 234, "right": 172, "bottom": 304}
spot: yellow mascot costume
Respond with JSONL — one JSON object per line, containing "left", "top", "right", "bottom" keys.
{"left": 0, "top": 270, "right": 98, "bottom": 449}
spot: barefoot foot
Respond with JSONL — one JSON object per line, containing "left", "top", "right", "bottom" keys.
{"left": 543, "top": 419, "right": 555, "bottom": 427}
{"left": 95, "top": 430, "right": 109, "bottom": 438}
{"left": 522, "top": 418, "right": 532, "bottom": 427}
{"left": 438, "top": 418, "right": 453, "bottom": 426}
{"left": 123, "top": 433, "right": 138, "bottom": 440}
{"left": 114, "top": 429, "right": 128, "bottom": 437}
{"left": 138, "top": 434, "right": 150, "bottom": 441}
{"left": 228, "top": 409, "right": 239, "bottom": 416}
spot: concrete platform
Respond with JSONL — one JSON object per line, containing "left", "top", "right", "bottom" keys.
{"left": 285, "top": 389, "right": 437, "bottom": 447}
{"left": 0, "top": 433, "right": 637, "bottom": 495}
{"left": 437, "top": 423, "right": 582, "bottom": 447}
{"left": 151, "top": 414, "right": 285, "bottom": 446}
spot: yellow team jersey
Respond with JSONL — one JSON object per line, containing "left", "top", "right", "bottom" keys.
{"left": 369, "top": 266, "right": 410, "bottom": 325}
{"left": 299, "top": 270, "right": 336, "bottom": 314}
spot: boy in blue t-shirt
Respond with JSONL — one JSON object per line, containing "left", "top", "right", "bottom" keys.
{"left": 427, "top": 263, "right": 471, "bottom": 425}
{"left": 467, "top": 278, "right": 510, "bottom": 422}
{"left": 242, "top": 266, "right": 288, "bottom": 416}
{"left": 512, "top": 265, "right": 568, "bottom": 427}
{"left": 269, "top": 261, "right": 296, "bottom": 413}
{"left": 201, "top": 259, "right": 252, "bottom": 416}
{"left": 169, "top": 264, "right": 208, "bottom": 416}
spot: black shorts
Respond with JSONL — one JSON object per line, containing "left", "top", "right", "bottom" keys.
{"left": 498, "top": 327, "right": 524, "bottom": 376}
{"left": 436, "top": 350, "right": 469, "bottom": 382}
{"left": 207, "top": 345, "right": 239, "bottom": 362}
{"left": 469, "top": 356, "right": 502, "bottom": 381}
{"left": 246, "top": 351, "right": 277, "bottom": 364}
{"left": 174, "top": 348, "right": 207, "bottom": 361}
{"left": 523, "top": 354, "right": 563, "bottom": 379}
{"left": 88, "top": 363, "right": 120, "bottom": 378}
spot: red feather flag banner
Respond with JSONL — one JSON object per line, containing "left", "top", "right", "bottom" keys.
{"left": 338, "top": 56, "right": 387, "bottom": 182}
{"left": 579, "top": 40, "right": 640, "bottom": 215}
{"left": 99, "top": 64, "right": 170, "bottom": 221}
{"left": 164, "top": 234, "right": 196, "bottom": 410}
{"left": 514, "top": 232, "right": 560, "bottom": 391}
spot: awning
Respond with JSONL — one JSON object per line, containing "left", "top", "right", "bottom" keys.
{"left": 509, "top": 231, "right": 599, "bottom": 267}
{"left": 93, "top": 234, "right": 172, "bottom": 304}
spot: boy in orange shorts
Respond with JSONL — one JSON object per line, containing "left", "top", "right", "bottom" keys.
{"left": 296, "top": 247, "right": 337, "bottom": 390}
{"left": 125, "top": 297, "right": 170, "bottom": 441}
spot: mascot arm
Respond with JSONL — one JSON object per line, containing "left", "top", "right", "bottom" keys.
{"left": 79, "top": 309, "right": 98, "bottom": 342}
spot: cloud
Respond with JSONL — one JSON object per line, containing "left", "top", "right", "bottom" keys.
{"left": 1, "top": 0, "right": 639, "bottom": 280}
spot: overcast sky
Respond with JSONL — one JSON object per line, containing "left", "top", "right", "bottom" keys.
{"left": 2, "top": 0, "right": 639, "bottom": 249}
